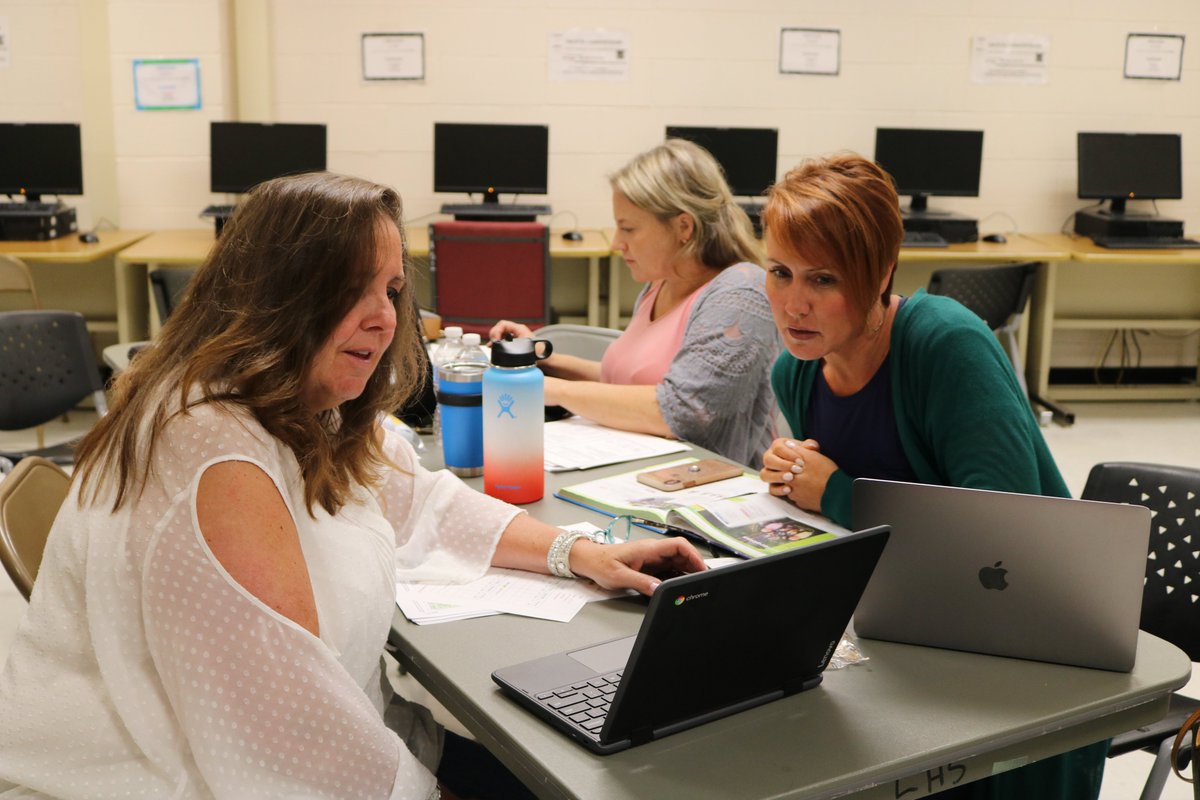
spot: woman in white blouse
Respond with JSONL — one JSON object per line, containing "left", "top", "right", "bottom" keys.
{"left": 0, "top": 173, "right": 704, "bottom": 800}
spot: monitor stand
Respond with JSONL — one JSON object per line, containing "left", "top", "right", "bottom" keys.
{"left": 901, "top": 195, "right": 978, "bottom": 243}
{"left": 738, "top": 199, "right": 764, "bottom": 238}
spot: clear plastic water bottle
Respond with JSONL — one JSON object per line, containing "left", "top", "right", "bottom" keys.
{"left": 457, "top": 332, "right": 491, "bottom": 369}
{"left": 430, "top": 326, "right": 464, "bottom": 448}
{"left": 483, "top": 336, "right": 553, "bottom": 503}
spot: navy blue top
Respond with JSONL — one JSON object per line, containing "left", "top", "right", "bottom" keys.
{"left": 806, "top": 301, "right": 918, "bottom": 484}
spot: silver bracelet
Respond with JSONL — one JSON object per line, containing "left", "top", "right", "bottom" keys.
{"left": 547, "top": 530, "right": 589, "bottom": 579}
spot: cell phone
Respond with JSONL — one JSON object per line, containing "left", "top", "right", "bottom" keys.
{"left": 635, "top": 459, "right": 743, "bottom": 492}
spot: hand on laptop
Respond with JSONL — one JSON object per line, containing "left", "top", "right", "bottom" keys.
{"left": 760, "top": 437, "right": 837, "bottom": 514}
{"left": 570, "top": 537, "right": 707, "bottom": 596}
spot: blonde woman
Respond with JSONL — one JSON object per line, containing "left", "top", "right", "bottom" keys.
{"left": 493, "top": 139, "right": 780, "bottom": 467}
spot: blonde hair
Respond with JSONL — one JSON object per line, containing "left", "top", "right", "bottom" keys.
{"left": 74, "top": 172, "right": 423, "bottom": 516}
{"left": 763, "top": 153, "right": 903, "bottom": 319}
{"left": 610, "top": 138, "right": 761, "bottom": 269}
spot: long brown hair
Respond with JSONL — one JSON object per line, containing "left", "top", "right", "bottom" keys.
{"left": 763, "top": 153, "right": 903, "bottom": 320}
{"left": 75, "top": 172, "right": 423, "bottom": 515}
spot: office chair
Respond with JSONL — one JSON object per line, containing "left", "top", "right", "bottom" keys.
{"left": 0, "top": 310, "right": 109, "bottom": 470}
{"left": 0, "top": 456, "right": 72, "bottom": 600}
{"left": 149, "top": 267, "right": 196, "bottom": 325}
{"left": 535, "top": 323, "right": 621, "bottom": 362}
{"left": 429, "top": 221, "right": 550, "bottom": 336}
{"left": 1081, "top": 461, "right": 1200, "bottom": 800}
{"left": 927, "top": 261, "right": 1038, "bottom": 398}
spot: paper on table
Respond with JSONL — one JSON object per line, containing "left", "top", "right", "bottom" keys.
{"left": 398, "top": 567, "right": 621, "bottom": 623}
{"left": 544, "top": 417, "right": 689, "bottom": 471}
{"left": 396, "top": 523, "right": 625, "bottom": 625}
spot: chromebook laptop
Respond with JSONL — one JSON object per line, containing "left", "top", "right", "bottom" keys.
{"left": 852, "top": 479, "right": 1150, "bottom": 672}
{"left": 492, "top": 526, "right": 890, "bottom": 754}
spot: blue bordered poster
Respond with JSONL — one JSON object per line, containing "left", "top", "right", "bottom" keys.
{"left": 133, "top": 58, "right": 202, "bottom": 110}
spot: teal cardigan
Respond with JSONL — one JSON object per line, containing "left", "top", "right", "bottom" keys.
{"left": 772, "top": 291, "right": 1103, "bottom": 800}
{"left": 772, "top": 290, "right": 1070, "bottom": 528}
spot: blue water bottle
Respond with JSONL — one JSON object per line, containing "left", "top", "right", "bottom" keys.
{"left": 436, "top": 333, "right": 490, "bottom": 477}
{"left": 483, "top": 336, "right": 553, "bottom": 503}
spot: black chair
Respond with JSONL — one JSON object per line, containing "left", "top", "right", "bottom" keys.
{"left": 927, "top": 261, "right": 1038, "bottom": 398}
{"left": 149, "top": 267, "right": 196, "bottom": 325}
{"left": 0, "top": 310, "right": 109, "bottom": 470}
{"left": 1082, "top": 461, "right": 1200, "bottom": 800}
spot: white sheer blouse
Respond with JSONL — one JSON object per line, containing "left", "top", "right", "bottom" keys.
{"left": 0, "top": 401, "right": 519, "bottom": 799}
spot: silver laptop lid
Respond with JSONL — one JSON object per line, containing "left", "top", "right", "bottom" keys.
{"left": 852, "top": 479, "right": 1150, "bottom": 672}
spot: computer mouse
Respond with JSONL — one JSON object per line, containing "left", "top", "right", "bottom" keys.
{"left": 561, "top": 230, "right": 583, "bottom": 242}
{"left": 982, "top": 233, "right": 1007, "bottom": 244}
{"left": 78, "top": 232, "right": 99, "bottom": 244}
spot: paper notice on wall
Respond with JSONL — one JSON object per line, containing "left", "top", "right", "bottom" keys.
{"left": 970, "top": 34, "right": 1050, "bottom": 85}
{"left": 0, "top": 17, "right": 11, "bottom": 70}
{"left": 133, "top": 58, "right": 201, "bottom": 110}
{"left": 1124, "top": 33, "right": 1184, "bottom": 80}
{"left": 549, "top": 29, "right": 631, "bottom": 81}
{"left": 779, "top": 28, "right": 840, "bottom": 75}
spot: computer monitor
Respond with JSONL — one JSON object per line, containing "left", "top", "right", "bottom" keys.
{"left": 873, "top": 128, "right": 984, "bottom": 213}
{"left": 664, "top": 126, "right": 778, "bottom": 198}
{"left": 0, "top": 123, "right": 84, "bottom": 202}
{"left": 210, "top": 122, "right": 327, "bottom": 194}
{"left": 1077, "top": 132, "right": 1182, "bottom": 216}
{"left": 433, "top": 122, "right": 549, "bottom": 203}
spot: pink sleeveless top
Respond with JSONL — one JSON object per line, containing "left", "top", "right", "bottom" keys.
{"left": 600, "top": 280, "right": 704, "bottom": 385}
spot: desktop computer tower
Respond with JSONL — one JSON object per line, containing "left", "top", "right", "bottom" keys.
{"left": 0, "top": 206, "right": 78, "bottom": 241}
{"left": 902, "top": 211, "right": 978, "bottom": 244}
{"left": 1073, "top": 210, "right": 1184, "bottom": 240}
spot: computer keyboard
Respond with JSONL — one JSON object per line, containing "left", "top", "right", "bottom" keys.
{"left": 536, "top": 669, "right": 622, "bottom": 738}
{"left": 201, "top": 204, "right": 237, "bottom": 218}
{"left": 440, "top": 203, "right": 551, "bottom": 220}
{"left": 901, "top": 230, "right": 949, "bottom": 248}
{"left": 0, "top": 202, "right": 64, "bottom": 216}
{"left": 1091, "top": 236, "right": 1200, "bottom": 250}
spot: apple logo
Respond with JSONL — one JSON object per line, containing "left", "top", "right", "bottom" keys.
{"left": 978, "top": 561, "right": 1009, "bottom": 590}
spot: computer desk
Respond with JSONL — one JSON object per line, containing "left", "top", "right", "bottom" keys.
{"left": 114, "top": 227, "right": 614, "bottom": 341}
{"left": 1024, "top": 233, "right": 1200, "bottom": 403}
{"left": 390, "top": 444, "right": 1190, "bottom": 800}
{"left": 1, "top": 229, "right": 149, "bottom": 338}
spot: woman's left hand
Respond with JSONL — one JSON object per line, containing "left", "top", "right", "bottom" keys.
{"left": 760, "top": 437, "right": 838, "bottom": 514}
{"left": 569, "top": 537, "right": 707, "bottom": 596}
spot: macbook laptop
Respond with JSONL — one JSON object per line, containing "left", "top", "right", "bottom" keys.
{"left": 852, "top": 479, "right": 1150, "bottom": 672}
{"left": 492, "top": 526, "right": 890, "bottom": 754}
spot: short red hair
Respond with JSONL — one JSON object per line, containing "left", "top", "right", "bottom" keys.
{"left": 762, "top": 153, "right": 903, "bottom": 319}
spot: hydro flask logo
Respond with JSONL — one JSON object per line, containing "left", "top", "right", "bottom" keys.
{"left": 497, "top": 393, "right": 516, "bottom": 419}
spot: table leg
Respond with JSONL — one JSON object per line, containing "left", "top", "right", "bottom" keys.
{"left": 115, "top": 259, "right": 149, "bottom": 343}
{"left": 608, "top": 255, "right": 623, "bottom": 330}
{"left": 587, "top": 255, "right": 600, "bottom": 327}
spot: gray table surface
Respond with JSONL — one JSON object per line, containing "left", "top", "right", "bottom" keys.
{"left": 391, "top": 439, "right": 1191, "bottom": 800}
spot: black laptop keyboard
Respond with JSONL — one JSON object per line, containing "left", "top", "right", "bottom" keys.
{"left": 536, "top": 670, "right": 623, "bottom": 737}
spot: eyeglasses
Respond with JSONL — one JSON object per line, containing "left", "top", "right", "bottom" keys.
{"left": 600, "top": 515, "right": 634, "bottom": 544}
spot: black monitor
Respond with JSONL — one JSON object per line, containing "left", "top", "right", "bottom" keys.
{"left": 210, "top": 122, "right": 327, "bottom": 194}
{"left": 1077, "top": 132, "right": 1182, "bottom": 215}
{"left": 0, "top": 123, "right": 84, "bottom": 202}
{"left": 433, "top": 122, "right": 549, "bottom": 203}
{"left": 874, "top": 128, "right": 984, "bottom": 213}
{"left": 665, "top": 126, "right": 779, "bottom": 198}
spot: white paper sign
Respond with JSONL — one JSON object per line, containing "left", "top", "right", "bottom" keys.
{"left": 0, "top": 17, "right": 11, "bottom": 70}
{"left": 970, "top": 34, "right": 1050, "bottom": 85}
{"left": 362, "top": 32, "right": 424, "bottom": 80}
{"left": 780, "top": 28, "right": 840, "bottom": 75}
{"left": 133, "top": 58, "right": 201, "bottom": 110}
{"left": 549, "top": 30, "right": 631, "bottom": 81}
{"left": 1124, "top": 33, "right": 1184, "bottom": 80}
